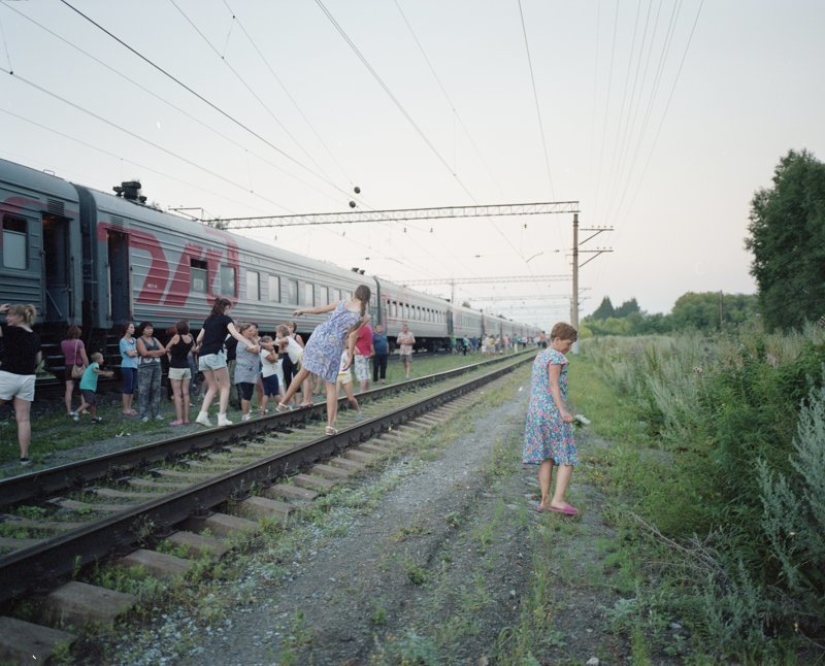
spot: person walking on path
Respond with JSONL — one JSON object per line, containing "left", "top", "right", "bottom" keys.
{"left": 74, "top": 352, "right": 114, "bottom": 423}
{"left": 61, "top": 325, "right": 89, "bottom": 417}
{"left": 353, "top": 319, "right": 373, "bottom": 393}
{"left": 165, "top": 320, "right": 195, "bottom": 426}
{"left": 119, "top": 322, "right": 139, "bottom": 415}
{"left": 195, "top": 296, "right": 258, "bottom": 427}
{"left": 371, "top": 323, "right": 389, "bottom": 384}
{"left": 522, "top": 321, "right": 580, "bottom": 516}
{"left": 0, "top": 303, "right": 41, "bottom": 464}
{"left": 136, "top": 322, "right": 166, "bottom": 422}
{"left": 396, "top": 322, "right": 415, "bottom": 379}
{"left": 278, "top": 285, "right": 371, "bottom": 435}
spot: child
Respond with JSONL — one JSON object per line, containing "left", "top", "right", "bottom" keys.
{"left": 275, "top": 324, "right": 312, "bottom": 407}
{"left": 259, "top": 335, "right": 282, "bottom": 415}
{"left": 75, "top": 352, "right": 114, "bottom": 423}
{"left": 336, "top": 350, "right": 364, "bottom": 420}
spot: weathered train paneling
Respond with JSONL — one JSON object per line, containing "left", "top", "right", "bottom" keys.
{"left": 0, "top": 159, "right": 82, "bottom": 325}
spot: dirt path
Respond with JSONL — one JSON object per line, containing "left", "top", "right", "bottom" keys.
{"left": 103, "top": 369, "right": 628, "bottom": 665}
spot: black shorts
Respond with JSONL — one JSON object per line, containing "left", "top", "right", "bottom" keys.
{"left": 81, "top": 388, "right": 97, "bottom": 406}
{"left": 237, "top": 382, "right": 255, "bottom": 401}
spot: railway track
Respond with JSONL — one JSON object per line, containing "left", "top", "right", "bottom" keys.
{"left": 0, "top": 353, "right": 531, "bottom": 660}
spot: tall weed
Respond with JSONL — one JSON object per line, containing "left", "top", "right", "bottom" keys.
{"left": 579, "top": 327, "right": 825, "bottom": 658}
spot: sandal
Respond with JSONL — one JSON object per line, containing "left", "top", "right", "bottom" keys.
{"left": 299, "top": 401, "right": 314, "bottom": 408}
{"left": 276, "top": 402, "right": 290, "bottom": 412}
{"left": 324, "top": 426, "right": 338, "bottom": 436}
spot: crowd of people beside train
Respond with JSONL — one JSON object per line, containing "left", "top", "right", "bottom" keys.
{"left": 1, "top": 289, "right": 549, "bottom": 466}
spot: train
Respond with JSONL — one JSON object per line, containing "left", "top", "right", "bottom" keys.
{"left": 0, "top": 157, "right": 541, "bottom": 377}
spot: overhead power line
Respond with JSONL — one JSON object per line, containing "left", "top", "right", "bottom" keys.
{"left": 57, "top": 0, "right": 355, "bottom": 202}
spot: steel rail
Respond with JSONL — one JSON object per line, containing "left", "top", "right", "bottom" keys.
{"left": 0, "top": 355, "right": 530, "bottom": 605}
{"left": 0, "top": 354, "right": 521, "bottom": 509}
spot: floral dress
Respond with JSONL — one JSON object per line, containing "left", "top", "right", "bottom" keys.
{"left": 301, "top": 302, "right": 360, "bottom": 383}
{"left": 522, "top": 348, "right": 578, "bottom": 466}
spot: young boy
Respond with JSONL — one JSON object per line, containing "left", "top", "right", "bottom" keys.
{"left": 259, "top": 335, "right": 283, "bottom": 416}
{"left": 74, "top": 352, "right": 114, "bottom": 423}
{"left": 336, "top": 350, "right": 363, "bottom": 420}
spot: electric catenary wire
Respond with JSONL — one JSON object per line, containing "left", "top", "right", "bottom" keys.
{"left": 57, "top": 0, "right": 359, "bottom": 205}
{"left": 313, "top": 0, "right": 478, "bottom": 203}
{"left": 0, "top": 2, "right": 344, "bottom": 209}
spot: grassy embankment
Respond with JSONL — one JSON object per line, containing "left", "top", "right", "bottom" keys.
{"left": 511, "top": 331, "right": 825, "bottom": 663}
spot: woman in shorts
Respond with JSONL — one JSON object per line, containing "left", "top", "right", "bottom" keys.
{"left": 194, "top": 297, "right": 258, "bottom": 428}
{"left": 0, "top": 303, "right": 41, "bottom": 464}
{"left": 165, "top": 319, "right": 195, "bottom": 426}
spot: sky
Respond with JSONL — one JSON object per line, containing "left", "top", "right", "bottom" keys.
{"left": 2, "top": 0, "right": 824, "bottom": 328}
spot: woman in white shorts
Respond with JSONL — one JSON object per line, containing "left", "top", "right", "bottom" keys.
{"left": 194, "top": 297, "right": 258, "bottom": 427}
{"left": 0, "top": 303, "right": 42, "bottom": 465}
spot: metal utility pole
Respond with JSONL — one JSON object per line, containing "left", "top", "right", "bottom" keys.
{"left": 571, "top": 214, "right": 613, "bottom": 352}
{"left": 572, "top": 213, "right": 579, "bottom": 331}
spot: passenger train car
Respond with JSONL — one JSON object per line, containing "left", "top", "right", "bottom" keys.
{"left": 0, "top": 157, "right": 540, "bottom": 376}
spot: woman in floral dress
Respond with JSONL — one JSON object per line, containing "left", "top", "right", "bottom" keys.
{"left": 278, "top": 284, "right": 371, "bottom": 434}
{"left": 523, "top": 322, "right": 580, "bottom": 515}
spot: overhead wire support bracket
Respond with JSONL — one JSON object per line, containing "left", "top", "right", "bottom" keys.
{"left": 209, "top": 201, "right": 580, "bottom": 229}
{"left": 401, "top": 275, "right": 569, "bottom": 287}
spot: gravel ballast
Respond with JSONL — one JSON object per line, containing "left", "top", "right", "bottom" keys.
{"left": 94, "top": 368, "right": 626, "bottom": 665}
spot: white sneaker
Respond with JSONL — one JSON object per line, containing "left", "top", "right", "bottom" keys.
{"left": 217, "top": 414, "right": 233, "bottom": 427}
{"left": 241, "top": 413, "right": 251, "bottom": 422}
{"left": 195, "top": 412, "right": 213, "bottom": 427}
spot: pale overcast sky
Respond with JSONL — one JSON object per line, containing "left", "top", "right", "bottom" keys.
{"left": 2, "top": 1, "right": 823, "bottom": 327}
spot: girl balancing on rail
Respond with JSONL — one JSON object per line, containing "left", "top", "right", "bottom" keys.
{"left": 278, "top": 285, "right": 371, "bottom": 435}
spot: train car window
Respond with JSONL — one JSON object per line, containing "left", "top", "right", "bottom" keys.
{"left": 247, "top": 270, "right": 260, "bottom": 301}
{"left": 220, "top": 264, "right": 236, "bottom": 297}
{"left": 190, "top": 258, "right": 207, "bottom": 293}
{"left": 2, "top": 216, "right": 28, "bottom": 270}
{"left": 332, "top": 288, "right": 341, "bottom": 302}
{"left": 318, "top": 285, "right": 329, "bottom": 305}
{"left": 286, "top": 279, "right": 298, "bottom": 304}
{"left": 299, "top": 282, "right": 313, "bottom": 306}
{"left": 268, "top": 275, "right": 280, "bottom": 302}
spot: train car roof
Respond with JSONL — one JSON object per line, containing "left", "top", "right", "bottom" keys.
{"left": 0, "top": 157, "right": 80, "bottom": 204}
{"left": 77, "top": 184, "right": 370, "bottom": 285}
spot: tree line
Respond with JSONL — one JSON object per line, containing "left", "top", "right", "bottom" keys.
{"left": 583, "top": 148, "right": 825, "bottom": 336}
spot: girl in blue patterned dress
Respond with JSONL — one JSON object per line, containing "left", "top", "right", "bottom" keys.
{"left": 278, "top": 285, "right": 371, "bottom": 434}
{"left": 523, "top": 322, "right": 580, "bottom": 515}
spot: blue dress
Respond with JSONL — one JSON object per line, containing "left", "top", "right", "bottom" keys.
{"left": 301, "top": 302, "right": 361, "bottom": 383}
{"left": 522, "top": 348, "right": 578, "bottom": 466}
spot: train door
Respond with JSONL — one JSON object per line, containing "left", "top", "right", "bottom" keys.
{"left": 42, "top": 214, "right": 72, "bottom": 323}
{"left": 107, "top": 230, "right": 131, "bottom": 324}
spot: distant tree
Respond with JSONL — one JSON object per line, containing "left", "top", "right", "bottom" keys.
{"left": 591, "top": 296, "right": 615, "bottom": 320}
{"left": 670, "top": 291, "right": 758, "bottom": 332}
{"left": 746, "top": 149, "right": 825, "bottom": 331}
{"left": 613, "top": 298, "right": 641, "bottom": 318}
